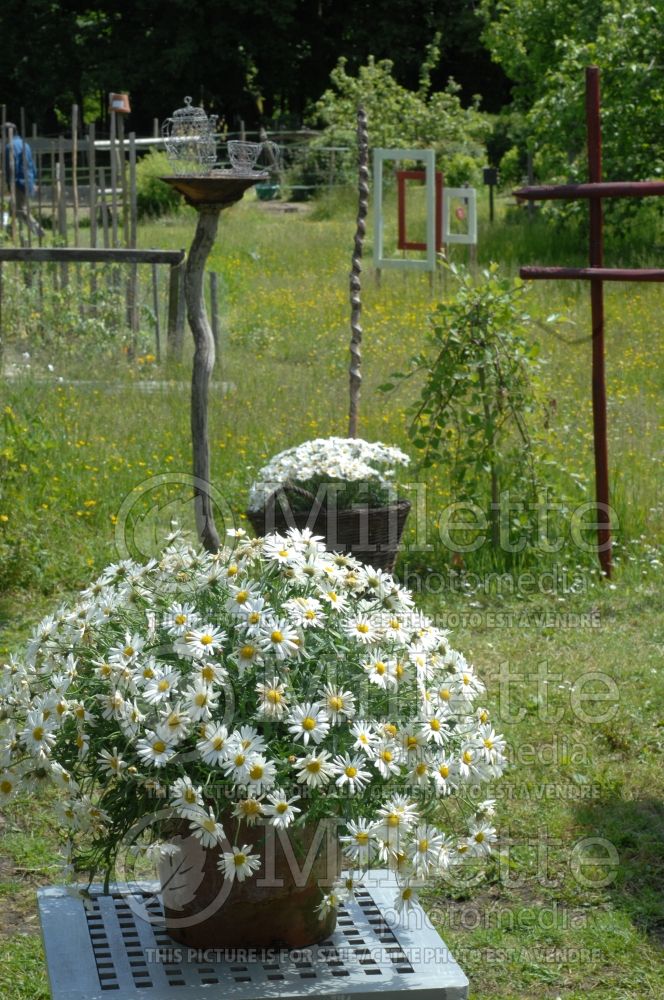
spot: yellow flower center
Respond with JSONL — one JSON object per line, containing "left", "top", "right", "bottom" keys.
{"left": 356, "top": 831, "right": 369, "bottom": 844}
{"left": 305, "top": 610, "right": 316, "bottom": 620}
{"left": 375, "top": 662, "right": 386, "bottom": 675}
{"left": 124, "top": 646, "right": 134, "bottom": 657}
{"left": 439, "top": 764, "right": 449, "bottom": 778}
{"left": 227, "top": 565, "right": 238, "bottom": 576}
{"left": 306, "top": 760, "right": 321, "bottom": 773}
{"left": 175, "top": 614, "right": 187, "bottom": 625}
{"left": 302, "top": 717, "right": 316, "bottom": 731}
{"left": 329, "top": 696, "right": 343, "bottom": 711}
{"left": 402, "top": 887, "right": 413, "bottom": 901}
{"left": 200, "top": 634, "right": 214, "bottom": 646}
{"left": 1, "top": 780, "right": 13, "bottom": 795}
{"left": 153, "top": 740, "right": 167, "bottom": 754}
{"left": 195, "top": 692, "right": 208, "bottom": 706}
{"left": 32, "top": 727, "right": 45, "bottom": 741}
{"left": 345, "top": 766, "right": 358, "bottom": 778}
{"left": 463, "top": 750, "right": 473, "bottom": 764}
{"left": 184, "top": 788, "right": 197, "bottom": 803}
{"left": 381, "top": 750, "right": 393, "bottom": 763}
{"left": 235, "top": 590, "right": 249, "bottom": 603}
{"left": 484, "top": 738, "right": 494, "bottom": 749}
{"left": 356, "top": 623, "right": 369, "bottom": 634}
{"left": 201, "top": 664, "right": 215, "bottom": 682}
{"left": 202, "top": 817, "right": 216, "bottom": 833}
{"left": 384, "top": 723, "right": 397, "bottom": 737}
{"left": 212, "top": 737, "right": 225, "bottom": 751}
{"left": 249, "top": 764, "right": 264, "bottom": 780}
{"left": 240, "top": 645, "right": 256, "bottom": 659}
{"left": 430, "top": 718, "right": 441, "bottom": 732}
{"left": 158, "top": 679, "right": 170, "bottom": 692}
{"left": 234, "top": 852, "right": 247, "bottom": 866}
{"left": 234, "top": 754, "right": 246, "bottom": 767}
{"left": 248, "top": 612, "right": 260, "bottom": 625}
{"left": 276, "top": 802, "right": 289, "bottom": 814}
{"left": 407, "top": 736, "right": 419, "bottom": 750}
{"left": 267, "top": 689, "right": 282, "bottom": 704}
{"left": 475, "top": 831, "right": 485, "bottom": 843}
{"left": 271, "top": 630, "right": 284, "bottom": 643}
{"left": 415, "top": 762, "right": 427, "bottom": 776}
{"left": 387, "top": 814, "right": 400, "bottom": 827}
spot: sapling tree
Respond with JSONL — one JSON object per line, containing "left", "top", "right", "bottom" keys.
{"left": 382, "top": 264, "right": 546, "bottom": 558}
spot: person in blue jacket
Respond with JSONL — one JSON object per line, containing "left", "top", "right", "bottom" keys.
{"left": 3, "top": 122, "right": 44, "bottom": 237}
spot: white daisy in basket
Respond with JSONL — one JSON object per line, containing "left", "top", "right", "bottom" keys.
{"left": 169, "top": 776, "right": 204, "bottom": 817}
{"left": 218, "top": 844, "right": 261, "bottom": 883}
{"left": 341, "top": 818, "right": 379, "bottom": 866}
{"left": 189, "top": 806, "right": 225, "bottom": 848}
{"left": 262, "top": 789, "right": 302, "bottom": 828}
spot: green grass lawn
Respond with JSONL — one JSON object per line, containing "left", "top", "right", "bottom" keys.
{"left": 0, "top": 190, "right": 663, "bottom": 999}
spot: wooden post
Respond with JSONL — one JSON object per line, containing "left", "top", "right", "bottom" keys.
{"left": 186, "top": 206, "right": 222, "bottom": 551}
{"left": 7, "top": 124, "right": 17, "bottom": 244}
{"left": 585, "top": 67, "right": 611, "bottom": 577}
{"left": 88, "top": 124, "right": 97, "bottom": 304}
{"left": 109, "top": 111, "right": 119, "bottom": 247}
{"left": 57, "top": 136, "right": 69, "bottom": 286}
{"left": 348, "top": 106, "right": 369, "bottom": 439}
{"left": 117, "top": 113, "right": 129, "bottom": 246}
{"left": 99, "top": 167, "right": 110, "bottom": 248}
{"left": 0, "top": 261, "right": 3, "bottom": 371}
{"left": 167, "top": 257, "right": 186, "bottom": 359}
{"left": 153, "top": 118, "right": 160, "bottom": 139}
{"left": 127, "top": 132, "right": 139, "bottom": 337}
{"left": 71, "top": 104, "right": 80, "bottom": 243}
{"left": 152, "top": 261, "right": 161, "bottom": 362}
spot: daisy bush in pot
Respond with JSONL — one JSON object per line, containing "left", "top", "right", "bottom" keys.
{"left": 0, "top": 525, "right": 505, "bottom": 942}
{"left": 247, "top": 436, "right": 411, "bottom": 514}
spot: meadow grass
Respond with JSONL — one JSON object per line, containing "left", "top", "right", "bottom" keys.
{"left": 0, "top": 189, "right": 662, "bottom": 999}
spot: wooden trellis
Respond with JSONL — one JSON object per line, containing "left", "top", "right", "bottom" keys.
{"left": 515, "top": 66, "right": 664, "bottom": 579}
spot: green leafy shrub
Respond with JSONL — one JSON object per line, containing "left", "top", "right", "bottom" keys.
{"left": 135, "top": 149, "right": 183, "bottom": 220}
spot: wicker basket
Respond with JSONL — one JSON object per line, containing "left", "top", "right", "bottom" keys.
{"left": 247, "top": 487, "right": 411, "bottom": 572}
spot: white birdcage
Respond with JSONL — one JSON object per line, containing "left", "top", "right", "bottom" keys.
{"left": 161, "top": 96, "right": 218, "bottom": 176}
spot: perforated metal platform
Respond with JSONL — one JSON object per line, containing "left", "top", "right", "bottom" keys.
{"left": 38, "top": 871, "right": 468, "bottom": 1000}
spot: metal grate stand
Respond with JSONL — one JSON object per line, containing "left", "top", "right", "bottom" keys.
{"left": 38, "top": 871, "right": 468, "bottom": 999}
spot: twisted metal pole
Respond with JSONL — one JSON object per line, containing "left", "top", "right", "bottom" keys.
{"left": 348, "top": 106, "right": 369, "bottom": 439}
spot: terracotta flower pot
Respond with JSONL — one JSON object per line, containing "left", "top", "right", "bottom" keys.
{"left": 159, "top": 816, "right": 341, "bottom": 950}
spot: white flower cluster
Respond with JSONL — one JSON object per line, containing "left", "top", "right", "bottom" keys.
{"left": 0, "top": 527, "right": 504, "bottom": 915}
{"left": 247, "top": 437, "right": 410, "bottom": 511}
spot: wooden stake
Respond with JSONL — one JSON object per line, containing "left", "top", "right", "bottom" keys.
{"left": 348, "top": 106, "right": 369, "bottom": 439}
{"left": 71, "top": 104, "right": 80, "bottom": 243}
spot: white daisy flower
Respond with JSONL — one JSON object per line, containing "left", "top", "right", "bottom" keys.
{"left": 182, "top": 682, "right": 218, "bottom": 721}
{"left": 409, "top": 825, "right": 445, "bottom": 875}
{"left": 394, "top": 882, "right": 419, "bottom": 915}
{"left": 136, "top": 729, "right": 176, "bottom": 768}
{"left": 163, "top": 603, "right": 201, "bottom": 637}
{"left": 97, "top": 747, "right": 127, "bottom": 778}
{"left": 170, "top": 776, "right": 204, "bottom": 816}
{"left": 316, "top": 890, "right": 341, "bottom": 919}
{"left": 287, "top": 702, "right": 330, "bottom": 746}
{"left": 284, "top": 596, "right": 326, "bottom": 629}
{"left": 232, "top": 797, "right": 265, "bottom": 825}
{"left": 373, "top": 740, "right": 402, "bottom": 779}
{"left": 258, "top": 620, "right": 300, "bottom": 660}
{"left": 143, "top": 669, "right": 180, "bottom": 705}
{"left": 344, "top": 615, "right": 380, "bottom": 644}
{"left": 262, "top": 789, "right": 301, "bottom": 828}
{"left": 341, "top": 818, "right": 379, "bottom": 865}
{"left": 466, "top": 822, "right": 497, "bottom": 857}
{"left": 245, "top": 753, "right": 277, "bottom": 794}
{"left": 320, "top": 683, "right": 356, "bottom": 723}
{"left": 218, "top": 844, "right": 261, "bottom": 883}
{"left": 362, "top": 652, "right": 397, "bottom": 689}
{"left": 350, "top": 720, "right": 379, "bottom": 757}
{"left": 21, "top": 710, "right": 56, "bottom": 757}
{"left": 196, "top": 724, "right": 231, "bottom": 766}
{"left": 332, "top": 754, "right": 371, "bottom": 795}
{"left": 256, "top": 677, "right": 289, "bottom": 719}
{"left": 189, "top": 807, "right": 225, "bottom": 848}
{"left": 185, "top": 625, "right": 226, "bottom": 659}
{"left": 295, "top": 749, "right": 335, "bottom": 788}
